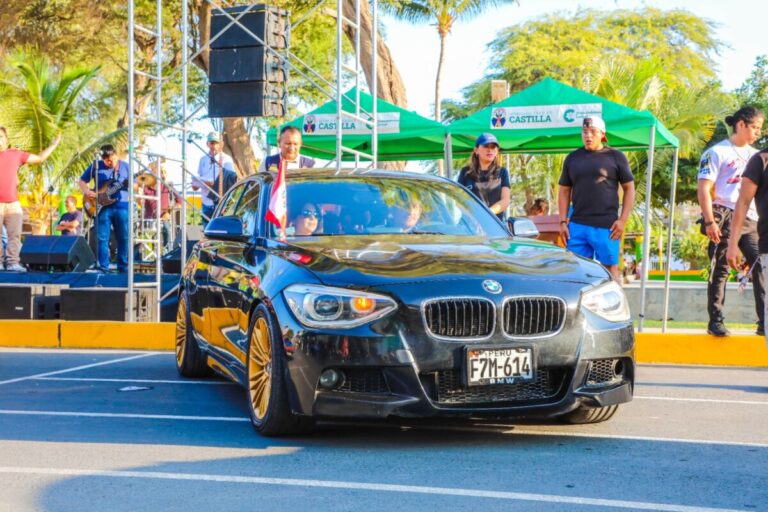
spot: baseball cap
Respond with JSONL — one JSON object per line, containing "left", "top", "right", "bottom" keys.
{"left": 207, "top": 131, "right": 222, "bottom": 143}
{"left": 475, "top": 133, "right": 500, "bottom": 147}
{"left": 582, "top": 117, "right": 608, "bottom": 142}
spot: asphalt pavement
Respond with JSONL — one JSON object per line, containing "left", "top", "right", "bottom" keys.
{"left": 0, "top": 348, "right": 766, "bottom": 512}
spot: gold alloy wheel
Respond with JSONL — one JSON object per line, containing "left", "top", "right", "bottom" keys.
{"left": 175, "top": 296, "right": 187, "bottom": 368}
{"left": 248, "top": 317, "right": 272, "bottom": 421}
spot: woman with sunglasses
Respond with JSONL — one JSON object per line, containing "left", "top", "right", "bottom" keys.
{"left": 291, "top": 202, "right": 320, "bottom": 236}
{"left": 456, "top": 133, "right": 511, "bottom": 220}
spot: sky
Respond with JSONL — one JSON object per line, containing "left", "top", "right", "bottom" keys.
{"left": 155, "top": 0, "right": 766, "bottom": 182}
{"left": 381, "top": 0, "right": 766, "bottom": 119}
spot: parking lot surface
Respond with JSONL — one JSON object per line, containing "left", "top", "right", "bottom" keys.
{"left": 0, "top": 348, "right": 766, "bottom": 512}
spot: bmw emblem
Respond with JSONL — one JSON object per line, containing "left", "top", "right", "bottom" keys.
{"left": 482, "top": 279, "right": 502, "bottom": 294}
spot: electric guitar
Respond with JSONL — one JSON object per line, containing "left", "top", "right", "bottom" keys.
{"left": 84, "top": 178, "right": 129, "bottom": 218}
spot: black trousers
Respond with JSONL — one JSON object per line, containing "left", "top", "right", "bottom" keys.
{"left": 707, "top": 206, "right": 765, "bottom": 325}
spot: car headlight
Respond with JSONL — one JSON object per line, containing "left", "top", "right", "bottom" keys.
{"left": 581, "top": 281, "right": 630, "bottom": 322}
{"left": 284, "top": 284, "right": 397, "bottom": 328}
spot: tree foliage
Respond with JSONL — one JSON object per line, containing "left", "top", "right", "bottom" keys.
{"left": 450, "top": 8, "right": 723, "bottom": 115}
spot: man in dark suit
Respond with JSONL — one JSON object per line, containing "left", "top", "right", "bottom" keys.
{"left": 259, "top": 126, "right": 315, "bottom": 172}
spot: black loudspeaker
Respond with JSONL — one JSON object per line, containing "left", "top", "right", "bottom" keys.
{"left": 0, "top": 284, "right": 67, "bottom": 319}
{"left": 208, "top": 4, "right": 289, "bottom": 118}
{"left": 20, "top": 235, "right": 95, "bottom": 272}
{"left": 209, "top": 47, "right": 287, "bottom": 83}
{"left": 208, "top": 82, "right": 286, "bottom": 118}
{"left": 162, "top": 240, "right": 198, "bottom": 274}
{"left": 60, "top": 287, "right": 157, "bottom": 322}
{"left": 210, "top": 5, "right": 289, "bottom": 50}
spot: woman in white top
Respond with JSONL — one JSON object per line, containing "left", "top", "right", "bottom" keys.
{"left": 697, "top": 106, "right": 765, "bottom": 337}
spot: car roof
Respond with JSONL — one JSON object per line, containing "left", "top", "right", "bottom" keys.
{"left": 244, "top": 168, "right": 450, "bottom": 185}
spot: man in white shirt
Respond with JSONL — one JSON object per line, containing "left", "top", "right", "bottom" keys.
{"left": 194, "top": 131, "right": 235, "bottom": 227}
{"left": 697, "top": 106, "right": 765, "bottom": 336}
{"left": 258, "top": 126, "right": 315, "bottom": 172}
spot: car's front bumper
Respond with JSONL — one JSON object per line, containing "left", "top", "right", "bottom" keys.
{"left": 270, "top": 294, "right": 635, "bottom": 420}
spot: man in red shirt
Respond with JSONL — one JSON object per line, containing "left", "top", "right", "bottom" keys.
{"left": 0, "top": 127, "right": 61, "bottom": 271}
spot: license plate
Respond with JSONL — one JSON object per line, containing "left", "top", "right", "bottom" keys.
{"left": 466, "top": 347, "right": 534, "bottom": 386}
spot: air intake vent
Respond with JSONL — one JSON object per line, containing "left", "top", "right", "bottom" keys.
{"left": 502, "top": 297, "right": 566, "bottom": 337}
{"left": 423, "top": 298, "right": 495, "bottom": 339}
{"left": 431, "top": 368, "right": 565, "bottom": 405}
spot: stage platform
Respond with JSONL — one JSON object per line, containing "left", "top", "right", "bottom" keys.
{"left": 0, "top": 271, "right": 181, "bottom": 322}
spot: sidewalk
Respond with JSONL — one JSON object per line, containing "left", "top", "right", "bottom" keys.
{"left": 1, "top": 320, "right": 767, "bottom": 367}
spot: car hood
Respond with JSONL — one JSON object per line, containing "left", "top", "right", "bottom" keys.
{"left": 285, "top": 235, "right": 608, "bottom": 287}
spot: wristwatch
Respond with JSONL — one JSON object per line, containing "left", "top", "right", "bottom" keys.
{"left": 703, "top": 220, "right": 715, "bottom": 227}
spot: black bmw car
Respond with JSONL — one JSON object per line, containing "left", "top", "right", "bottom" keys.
{"left": 176, "top": 169, "right": 634, "bottom": 436}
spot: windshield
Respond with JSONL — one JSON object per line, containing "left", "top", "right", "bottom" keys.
{"left": 272, "top": 176, "right": 509, "bottom": 240}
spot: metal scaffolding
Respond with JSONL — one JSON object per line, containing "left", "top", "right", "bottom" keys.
{"left": 125, "top": 0, "right": 379, "bottom": 320}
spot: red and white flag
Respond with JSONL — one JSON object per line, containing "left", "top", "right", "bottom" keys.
{"left": 265, "top": 159, "right": 287, "bottom": 241}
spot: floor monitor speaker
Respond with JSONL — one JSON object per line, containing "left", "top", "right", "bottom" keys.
{"left": 20, "top": 235, "right": 95, "bottom": 272}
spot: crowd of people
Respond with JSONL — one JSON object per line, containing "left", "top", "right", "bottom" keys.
{"left": 1, "top": 104, "right": 766, "bottom": 338}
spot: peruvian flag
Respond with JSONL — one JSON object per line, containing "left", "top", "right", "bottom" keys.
{"left": 265, "top": 159, "right": 287, "bottom": 241}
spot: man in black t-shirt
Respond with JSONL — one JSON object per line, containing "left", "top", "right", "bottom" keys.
{"left": 727, "top": 148, "right": 768, "bottom": 345}
{"left": 558, "top": 117, "right": 635, "bottom": 282}
{"left": 55, "top": 195, "right": 83, "bottom": 236}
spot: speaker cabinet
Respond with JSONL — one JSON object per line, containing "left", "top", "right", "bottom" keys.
{"left": 20, "top": 235, "right": 95, "bottom": 272}
{"left": 60, "top": 288, "right": 158, "bottom": 322}
{"left": 210, "top": 5, "right": 289, "bottom": 49}
{"left": 208, "top": 81, "right": 286, "bottom": 118}
{"left": 209, "top": 47, "right": 286, "bottom": 83}
{"left": 162, "top": 240, "right": 198, "bottom": 274}
{"left": 0, "top": 284, "right": 68, "bottom": 319}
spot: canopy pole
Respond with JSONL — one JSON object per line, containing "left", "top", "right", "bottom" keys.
{"left": 638, "top": 125, "right": 656, "bottom": 332}
{"left": 661, "top": 149, "right": 679, "bottom": 333}
{"left": 444, "top": 133, "right": 453, "bottom": 178}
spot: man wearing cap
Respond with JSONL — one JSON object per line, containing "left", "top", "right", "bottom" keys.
{"left": 258, "top": 126, "right": 315, "bottom": 173}
{"left": 457, "top": 132, "right": 511, "bottom": 220}
{"left": 193, "top": 131, "right": 235, "bottom": 227}
{"left": 558, "top": 117, "right": 635, "bottom": 282}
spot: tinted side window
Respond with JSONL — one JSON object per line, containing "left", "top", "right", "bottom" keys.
{"left": 217, "top": 183, "right": 247, "bottom": 218}
{"left": 236, "top": 182, "right": 262, "bottom": 237}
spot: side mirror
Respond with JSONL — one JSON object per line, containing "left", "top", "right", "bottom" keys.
{"left": 204, "top": 215, "right": 248, "bottom": 242}
{"left": 507, "top": 217, "right": 539, "bottom": 239}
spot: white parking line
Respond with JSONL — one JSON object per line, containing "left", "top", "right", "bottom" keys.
{"left": 634, "top": 395, "right": 768, "bottom": 406}
{"left": 34, "top": 377, "right": 235, "bottom": 386}
{"left": 0, "top": 466, "right": 745, "bottom": 512}
{"left": 0, "top": 353, "right": 158, "bottom": 386}
{"left": 1, "top": 409, "right": 766, "bottom": 449}
{"left": 0, "top": 410, "right": 248, "bottom": 422}
{"left": 504, "top": 429, "right": 768, "bottom": 448}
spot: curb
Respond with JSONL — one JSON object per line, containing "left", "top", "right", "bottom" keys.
{"left": 1, "top": 321, "right": 767, "bottom": 367}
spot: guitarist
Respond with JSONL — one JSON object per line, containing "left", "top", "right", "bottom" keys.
{"left": 78, "top": 144, "right": 130, "bottom": 273}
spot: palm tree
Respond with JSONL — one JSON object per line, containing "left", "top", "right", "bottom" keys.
{"left": 0, "top": 51, "right": 117, "bottom": 233}
{"left": 382, "top": 0, "right": 517, "bottom": 122}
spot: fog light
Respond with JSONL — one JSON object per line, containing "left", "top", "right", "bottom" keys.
{"left": 613, "top": 359, "right": 625, "bottom": 378}
{"left": 319, "top": 369, "right": 342, "bottom": 389}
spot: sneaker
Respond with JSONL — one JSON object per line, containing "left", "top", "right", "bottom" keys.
{"left": 757, "top": 323, "right": 765, "bottom": 336}
{"left": 707, "top": 321, "right": 730, "bottom": 337}
{"left": 6, "top": 263, "right": 27, "bottom": 272}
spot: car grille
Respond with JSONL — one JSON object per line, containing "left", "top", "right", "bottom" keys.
{"left": 337, "top": 368, "right": 390, "bottom": 394}
{"left": 429, "top": 368, "right": 566, "bottom": 405}
{"left": 423, "top": 298, "right": 494, "bottom": 339}
{"left": 502, "top": 297, "right": 566, "bottom": 337}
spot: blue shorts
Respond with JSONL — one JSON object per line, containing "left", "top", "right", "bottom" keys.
{"left": 567, "top": 222, "right": 620, "bottom": 266}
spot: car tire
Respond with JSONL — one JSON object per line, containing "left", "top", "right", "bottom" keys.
{"left": 246, "top": 304, "right": 314, "bottom": 437}
{"left": 560, "top": 404, "right": 619, "bottom": 424}
{"left": 175, "top": 291, "right": 209, "bottom": 378}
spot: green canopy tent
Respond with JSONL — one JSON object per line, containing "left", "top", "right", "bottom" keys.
{"left": 266, "top": 87, "right": 473, "bottom": 161}
{"left": 448, "top": 77, "right": 682, "bottom": 332}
